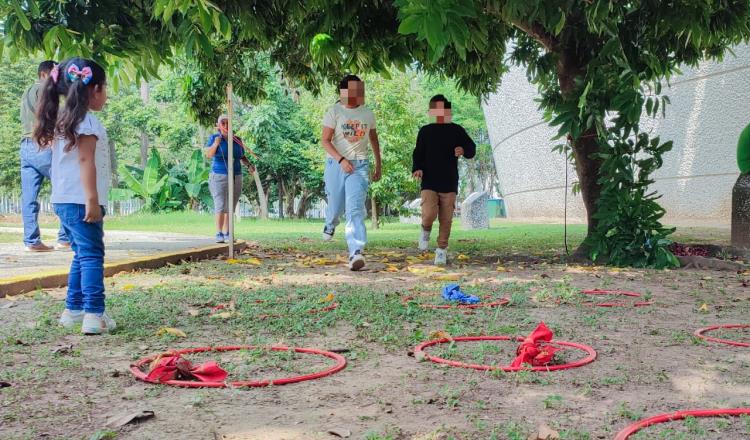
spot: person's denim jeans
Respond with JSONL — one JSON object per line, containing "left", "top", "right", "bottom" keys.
{"left": 53, "top": 203, "right": 106, "bottom": 314}
{"left": 324, "top": 158, "right": 369, "bottom": 257}
{"left": 20, "top": 138, "right": 68, "bottom": 246}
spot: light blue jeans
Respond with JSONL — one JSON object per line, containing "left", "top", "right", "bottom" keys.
{"left": 324, "top": 158, "right": 369, "bottom": 257}
{"left": 20, "top": 138, "right": 68, "bottom": 246}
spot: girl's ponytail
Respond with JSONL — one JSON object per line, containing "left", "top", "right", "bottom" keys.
{"left": 33, "top": 58, "right": 106, "bottom": 151}
{"left": 33, "top": 68, "right": 62, "bottom": 149}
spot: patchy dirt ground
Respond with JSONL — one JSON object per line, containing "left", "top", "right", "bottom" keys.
{"left": 1, "top": 246, "right": 749, "bottom": 440}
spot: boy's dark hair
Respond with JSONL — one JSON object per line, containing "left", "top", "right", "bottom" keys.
{"left": 34, "top": 57, "right": 106, "bottom": 151}
{"left": 338, "top": 74, "right": 362, "bottom": 90}
{"left": 38, "top": 61, "right": 56, "bottom": 77}
{"left": 429, "top": 94, "right": 452, "bottom": 109}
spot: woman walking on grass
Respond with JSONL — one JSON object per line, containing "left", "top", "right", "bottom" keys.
{"left": 320, "top": 75, "right": 382, "bottom": 271}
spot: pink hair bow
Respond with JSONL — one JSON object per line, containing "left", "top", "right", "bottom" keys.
{"left": 50, "top": 64, "right": 60, "bottom": 83}
{"left": 67, "top": 64, "right": 93, "bottom": 85}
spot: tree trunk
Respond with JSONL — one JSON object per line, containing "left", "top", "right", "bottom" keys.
{"left": 371, "top": 198, "right": 379, "bottom": 229}
{"left": 252, "top": 169, "right": 268, "bottom": 219}
{"left": 139, "top": 81, "right": 149, "bottom": 167}
{"left": 277, "top": 178, "right": 285, "bottom": 219}
{"left": 557, "top": 51, "right": 601, "bottom": 252}
{"left": 571, "top": 129, "right": 602, "bottom": 240}
{"left": 296, "top": 190, "right": 311, "bottom": 218}
{"left": 285, "top": 183, "right": 296, "bottom": 218}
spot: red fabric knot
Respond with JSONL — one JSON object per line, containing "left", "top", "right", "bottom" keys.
{"left": 511, "top": 322, "right": 560, "bottom": 368}
{"left": 145, "top": 353, "right": 228, "bottom": 383}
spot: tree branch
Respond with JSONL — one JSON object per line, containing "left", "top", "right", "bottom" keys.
{"left": 511, "top": 20, "right": 559, "bottom": 52}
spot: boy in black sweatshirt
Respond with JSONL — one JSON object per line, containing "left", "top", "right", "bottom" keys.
{"left": 412, "top": 95, "right": 476, "bottom": 265}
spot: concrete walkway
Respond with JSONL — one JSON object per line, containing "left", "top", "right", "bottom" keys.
{"left": 0, "top": 227, "right": 218, "bottom": 279}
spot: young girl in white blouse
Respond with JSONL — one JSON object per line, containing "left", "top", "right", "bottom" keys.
{"left": 34, "top": 58, "right": 115, "bottom": 335}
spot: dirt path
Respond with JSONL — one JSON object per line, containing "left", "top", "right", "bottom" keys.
{"left": 1, "top": 248, "right": 749, "bottom": 439}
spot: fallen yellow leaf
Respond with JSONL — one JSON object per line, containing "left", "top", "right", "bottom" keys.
{"left": 384, "top": 265, "right": 400, "bottom": 273}
{"left": 122, "top": 284, "right": 136, "bottom": 291}
{"left": 698, "top": 303, "right": 709, "bottom": 312}
{"left": 320, "top": 293, "right": 335, "bottom": 303}
{"left": 156, "top": 327, "right": 187, "bottom": 338}
{"left": 496, "top": 266, "right": 507, "bottom": 272}
{"left": 457, "top": 254, "right": 470, "bottom": 261}
{"left": 429, "top": 330, "right": 452, "bottom": 340}
{"left": 240, "top": 257, "right": 262, "bottom": 266}
{"left": 226, "top": 259, "right": 240, "bottom": 265}
{"left": 433, "top": 273, "right": 463, "bottom": 281}
{"left": 407, "top": 265, "right": 446, "bottom": 275}
{"left": 210, "top": 311, "right": 241, "bottom": 319}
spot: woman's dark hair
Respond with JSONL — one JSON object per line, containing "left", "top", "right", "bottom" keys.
{"left": 34, "top": 57, "right": 106, "bottom": 151}
{"left": 429, "top": 94, "right": 452, "bottom": 109}
{"left": 338, "top": 74, "right": 362, "bottom": 90}
{"left": 38, "top": 60, "right": 56, "bottom": 77}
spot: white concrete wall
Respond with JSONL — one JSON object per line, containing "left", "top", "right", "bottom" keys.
{"left": 482, "top": 45, "right": 750, "bottom": 227}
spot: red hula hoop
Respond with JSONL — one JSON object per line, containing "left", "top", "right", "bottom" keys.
{"left": 614, "top": 408, "right": 750, "bottom": 440}
{"left": 694, "top": 324, "right": 750, "bottom": 347}
{"left": 403, "top": 296, "right": 510, "bottom": 309}
{"left": 130, "top": 345, "right": 347, "bottom": 388}
{"left": 259, "top": 303, "right": 339, "bottom": 319}
{"left": 414, "top": 336, "right": 596, "bottom": 372}
{"left": 580, "top": 289, "right": 653, "bottom": 307}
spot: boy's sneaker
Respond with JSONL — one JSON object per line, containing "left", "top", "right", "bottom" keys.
{"left": 55, "top": 241, "right": 72, "bottom": 251}
{"left": 25, "top": 242, "right": 54, "bottom": 252}
{"left": 215, "top": 233, "right": 226, "bottom": 243}
{"left": 434, "top": 248, "right": 448, "bottom": 266}
{"left": 418, "top": 228, "right": 430, "bottom": 251}
{"left": 82, "top": 312, "right": 116, "bottom": 335}
{"left": 348, "top": 250, "right": 365, "bottom": 271}
{"left": 59, "top": 309, "right": 84, "bottom": 328}
{"left": 322, "top": 226, "right": 335, "bottom": 241}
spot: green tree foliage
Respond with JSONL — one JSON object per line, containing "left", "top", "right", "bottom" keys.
{"left": 11, "top": 0, "right": 740, "bottom": 265}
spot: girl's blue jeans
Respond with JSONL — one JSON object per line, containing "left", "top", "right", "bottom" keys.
{"left": 53, "top": 203, "right": 106, "bottom": 314}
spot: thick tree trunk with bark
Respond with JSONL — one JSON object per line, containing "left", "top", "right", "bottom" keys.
{"left": 296, "top": 189, "right": 311, "bottom": 218}
{"left": 285, "top": 183, "right": 297, "bottom": 218}
{"left": 277, "top": 178, "right": 285, "bottom": 219}
{"left": 557, "top": 51, "right": 602, "bottom": 250}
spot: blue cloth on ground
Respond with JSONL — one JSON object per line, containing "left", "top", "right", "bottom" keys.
{"left": 442, "top": 284, "right": 480, "bottom": 305}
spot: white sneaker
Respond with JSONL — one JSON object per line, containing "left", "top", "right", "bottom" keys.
{"left": 322, "top": 226, "right": 335, "bottom": 241}
{"left": 418, "top": 228, "right": 430, "bottom": 251}
{"left": 59, "top": 309, "right": 84, "bottom": 328}
{"left": 348, "top": 251, "right": 365, "bottom": 271}
{"left": 81, "top": 312, "right": 117, "bottom": 335}
{"left": 434, "top": 248, "right": 447, "bottom": 266}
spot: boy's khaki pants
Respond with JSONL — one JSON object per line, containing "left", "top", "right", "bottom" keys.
{"left": 421, "top": 190, "right": 457, "bottom": 249}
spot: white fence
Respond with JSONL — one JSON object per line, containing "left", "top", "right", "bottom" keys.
{"left": 0, "top": 195, "right": 144, "bottom": 217}
{"left": 0, "top": 194, "right": 325, "bottom": 219}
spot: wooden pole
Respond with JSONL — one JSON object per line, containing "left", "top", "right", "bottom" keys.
{"left": 227, "top": 82, "right": 235, "bottom": 258}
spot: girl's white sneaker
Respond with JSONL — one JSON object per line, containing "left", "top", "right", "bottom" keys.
{"left": 59, "top": 309, "right": 84, "bottom": 328}
{"left": 82, "top": 312, "right": 117, "bottom": 335}
{"left": 434, "top": 248, "right": 448, "bottom": 266}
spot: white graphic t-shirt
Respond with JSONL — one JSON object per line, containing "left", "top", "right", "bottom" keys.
{"left": 322, "top": 103, "right": 377, "bottom": 161}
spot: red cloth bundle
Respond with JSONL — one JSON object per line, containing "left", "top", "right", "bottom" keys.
{"left": 511, "top": 322, "right": 559, "bottom": 368}
{"left": 146, "top": 354, "right": 228, "bottom": 383}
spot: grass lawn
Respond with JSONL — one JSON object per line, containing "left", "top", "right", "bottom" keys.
{"left": 2, "top": 210, "right": 730, "bottom": 258}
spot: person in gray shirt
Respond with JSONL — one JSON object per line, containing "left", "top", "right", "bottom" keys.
{"left": 20, "top": 60, "right": 70, "bottom": 251}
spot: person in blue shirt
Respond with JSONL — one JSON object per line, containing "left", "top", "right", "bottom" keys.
{"left": 204, "top": 115, "right": 255, "bottom": 243}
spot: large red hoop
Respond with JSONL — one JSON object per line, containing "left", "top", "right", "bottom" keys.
{"left": 130, "top": 345, "right": 347, "bottom": 388}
